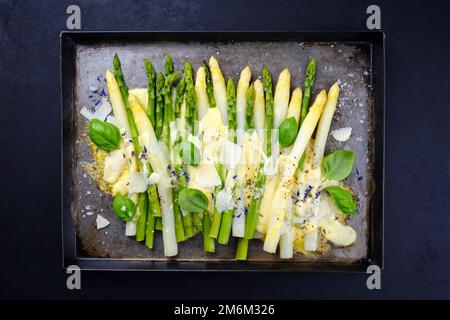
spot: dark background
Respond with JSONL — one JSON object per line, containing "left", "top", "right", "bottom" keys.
{"left": 0, "top": 0, "right": 449, "bottom": 299}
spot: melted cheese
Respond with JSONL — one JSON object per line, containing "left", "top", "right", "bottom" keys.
{"left": 319, "top": 215, "right": 356, "bottom": 246}
{"left": 128, "top": 171, "right": 148, "bottom": 193}
{"left": 103, "top": 148, "right": 127, "bottom": 184}
{"left": 215, "top": 188, "right": 235, "bottom": 213}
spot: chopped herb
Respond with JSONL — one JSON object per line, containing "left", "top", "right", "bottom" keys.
{"left": 302, "top": 185, "right": 313, "bottom": 202}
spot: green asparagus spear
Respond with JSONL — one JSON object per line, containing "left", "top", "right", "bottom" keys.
{"left": 145, "top": 197, "right": 156, "bottom": 248}
{"left": 236, "top": 238, "right": 249, "bottom": 260}
{"left": 175, "top": 73, "right": 195, "bottom": 238}
{"left": 114, "top": 54, "right": 151, "bottom": 237}
{"left": 217, "top": 209, "right": 233, "bottom": 244}
{"left": 162, "top": 69, "right": 185, "bottom": 242}
{"left": 150, "top": 181, "right": 162, "bottom": 218}
{"left": 203, "top": 61, "right": 216, "bottom": 108}
{"left": 160, "top": 72, "right": 181, "bottom": 148}
{"left": 155, "top": 72, "right": 165, "bottom": 139}
{"left": 298, "top": 57, "right": 317, "bottom": 169}
{"left": 143, "top": 59, "right": 163, "bottom": 243}
{"left": 174, "top": 199, "right": 186, "bottom": 242}
{"left": 145, "top": 169, "right": 161, "bottom": 248}
{"left": 144, "top": 59, "right": 156, "bottom": 128}
{"left": 226, "top": 77, "right": 237, "bottom": 142}
{"left": 262, "top": 66, "right": 274, "bottom": 157}
{"left": 210, "top": 168, "right": 225, "bottom": 239}
{"left": 299, "top": 57, "right": 317, "bottom": 126}
{"left": 176, "top": 165, "right": 195, "bottom": 238}
{"left": 174, "top": 76, "right": 186, "bottom": 119}
{"left": 236, "top": 162, "right": 265, "bottom": 259}
{"left": 136, "top": 192, "right": 149, "bottom": 241}
{"left": 192, "top": 212, "right": 203, "bottom": 231}
{"left": 244, "top": 164, "right": 265, "bottom": 240}
{"left": 185, "top": 59, "right": 194, "bottom": 79}
{"left": 245, "top": 82, "right": 255, "bottom": 130}
{"left": 165, "top": 72, "right": 181, "bottom": 118}
{"left": 217, "top": 79, "right": 237, "bottom": 244}
{"left": 165, "top": 54, "right": 174, "bottom": 76}
{"left": 184, "top": 60, "right": 197, "bottom": 134}
{"left": 145, "top": 165, "right": 161, "bottom": 248}
{"left": 155, "top": 217, "right": 163, "bottom": 231}
{"left": 203, "top": 213, "right": 215, "bottom": 253}
{"left": 113, "top": 54, "right": 141, "bottom": 157}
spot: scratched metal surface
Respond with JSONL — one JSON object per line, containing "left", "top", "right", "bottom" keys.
{"left": 73, "top": 40, "right": 373, "bottom": 263}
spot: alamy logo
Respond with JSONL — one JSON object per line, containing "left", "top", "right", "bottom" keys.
{"left": 366, "top": 5, "right": 381, "bottom": 30}
{"left": 366, "top": 264, "right": 381, "bottom": 290}
{"left": 66, "top": 265, "right": 81, "bottom": 290}
{"left": 66, "top": 5, "right": 81, "bottom": 30}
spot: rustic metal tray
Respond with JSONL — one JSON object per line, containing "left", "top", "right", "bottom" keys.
{"left": 61, "top": 31, "right": 384, "bottom": 271}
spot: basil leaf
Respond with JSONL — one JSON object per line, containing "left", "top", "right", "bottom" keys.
{"left": 177, "top": 141, "right": 200, "bottom": 166}
{"left": 178, "top": 188, "right": 209, "bottom": 213}
{"left": 113, "top": 194, "right": 137, "bottom": 222}
{"left": 278, "top": 117, "right": 298, "bottom": 147}
{"left": 321, "top": 149, "right": 355, "bottom": 181}
{"left": 88, "top": 119, "right": 121, "bottom": 151}
{"left": 323, "top": 186, "right": 356, "bottom": 215}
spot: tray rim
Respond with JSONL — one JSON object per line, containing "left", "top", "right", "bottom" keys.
{"left": 61, "top": 31, "right": 385, "bottom": 272}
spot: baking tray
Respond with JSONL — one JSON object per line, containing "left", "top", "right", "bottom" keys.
{"left": 61, "top": 31, "right": 384, "bottom": 272}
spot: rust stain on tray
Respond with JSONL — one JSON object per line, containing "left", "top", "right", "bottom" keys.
{"left": 73, "top": 41, "right": 373, "bottom": 263}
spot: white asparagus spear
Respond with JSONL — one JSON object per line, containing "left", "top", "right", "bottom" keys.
{"left": 128, "top": 93, "right": 177, "bottom": 257}
{"left": 290, "top": 90, "right": 328, "bottom": 161}
{"left": 232, "top": 131, "right": 260, "bottom": 237}
{"left": 280, "top": 235, "right": 294, "bottom": 258}
{"left": 270, "top": 69, "right": 291, "bottom": 256}
{"left": 256, "top": 174, "right": 279, "bottom": 234}
{"left": 106, "top": 70, "right": 131, "bottom": 138}
{"left": 263, "top": 90, "right": 327, "bottom": 253}
{"left": 195, "top": 66, "right": 210, "bottom": 120}
{"left": 302, "top": 83, "right": 340, "bottom": 251}
{"left": 106, "top": 70, "right": 139, "bottom": 235}
{"left": 236, "top": 66, "right": 251, "bottom": 144}
{"left": 209, "top": 56, "right": 228, "bottom": 125}
{"left": 273, "top": 68, "right": 291, "bottom": 128}
{"left": 128, "top": 88, "right": 148, "bottom": 111}
{"left": 279, "top": 87, "right": 302, "bottom": 257}
{"left": 232, "top": 133, "right": 249, "bottom": 237}
{"left": 313, "top": 82, "right": 340, "bottom": 166}
{"left": 271, "top": 68, "right": 291, "bottom": 156}
{"left": 286, "top": 87, "right": 302, "bottom": 123}
{"left": 233, "top": 67, "right": 252, "bottom": 236}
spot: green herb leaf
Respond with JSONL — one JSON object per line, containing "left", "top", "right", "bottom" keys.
{"left": 177, "top": 141, "right": 200, "bottom": 166}
{"left": 178, "top": 188, "right": 209, "bottom": 213}
{"left": 88, "top": 119, "right": 121, "bottom": 151}
{"left": 278, "top": 116, "right": 298, "bottom": 147}
{"left": 113, "top": 194, "right": 137, "bottom": 222}
{"left": 321, "top": 149, "right": 355, "bottom": 181}
{"left": 322, "top": 186, "right": 356, "bottom": 215}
